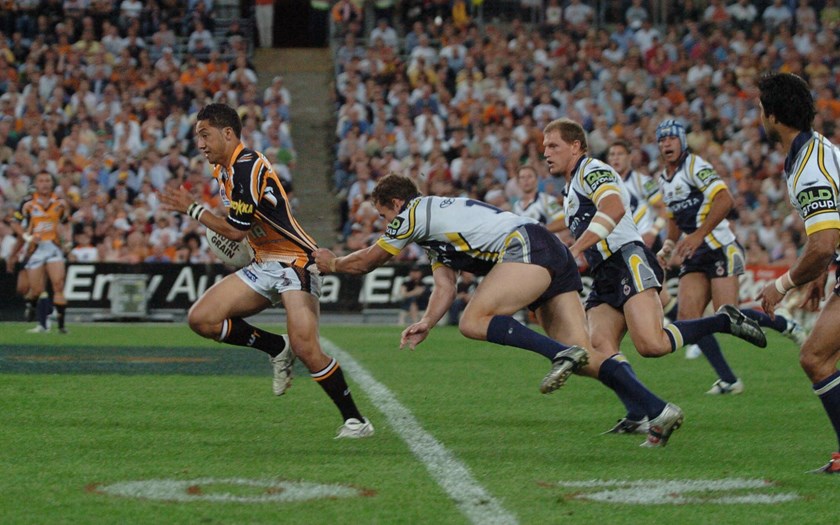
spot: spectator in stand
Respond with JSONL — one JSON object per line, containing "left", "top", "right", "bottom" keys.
{"left": 763, "top": 0, "right": 793, "bottom": 29}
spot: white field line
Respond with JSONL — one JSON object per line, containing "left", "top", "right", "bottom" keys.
{"left": 322, "top": 338, "right": 518, "bottom": 525}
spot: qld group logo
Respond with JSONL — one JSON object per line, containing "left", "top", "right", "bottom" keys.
{"left": 90, "top": 478, "right": 374, "bottom": 503}
{"left": 548, "top": 478, "right": 798, "bottom": 504}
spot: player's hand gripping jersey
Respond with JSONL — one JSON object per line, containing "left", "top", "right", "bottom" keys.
{"left": 784, "top": 131, "right": 840, "bottom": 251}
{"left": 657, "top": 153, "right": 737, "bottom": 255}
{"left": 563, "top": 157, "right": 642, "bottom": 269}
{"left": 375, "top": 196, "right": 537, "bottom": 275}
{"left": 214, "top": 144, "right": 318, "bottom": 267}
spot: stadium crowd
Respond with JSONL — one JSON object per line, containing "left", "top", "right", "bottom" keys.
{"left": 1, "top": 0, "right": 840, "bottom": 270}
{"left": 330, "top": 0, "right": 840, "bottom": 271}
{"left": 0, "top": 0, "right": 296, "bottom": 265}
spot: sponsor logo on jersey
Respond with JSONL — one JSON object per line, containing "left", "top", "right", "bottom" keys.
{"left": 439, "top": 198, "right": 455, "bottom": 208}
{"left": 584, "top": 169, "right": 616, "bottom": 190}
{"left": 230, "top": 200, "right": 254, "bottom": 215}
{"left": 242, "top": 268, "right": 258, "bottom": 282}
{"left": 385, "top": 216, "right": 405, "bottom": 237}
{"left": 796, "top": 186, "right": 836, "bottom": 218}
{"left": 670, "top": 196, "right": 701, "bottom": 213}
{"left": 695, "top": 168, "right": 718, "bottom": 184}
{"left": 643, "top": 179, "right": 659, "bottom": 195}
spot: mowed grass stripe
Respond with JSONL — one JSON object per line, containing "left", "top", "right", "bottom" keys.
{"left": 322, "top": 337, "right": 519, "bottom": 525}
{"left": 0, "top": 344, "right": 269, "bottom": 376}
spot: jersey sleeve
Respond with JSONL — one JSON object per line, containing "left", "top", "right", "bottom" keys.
{"left": 641, "top": 174, "right": 662, "bottom": 203}
{"left": 793, "top": 173, "right": 840, "bottom": 236}
{"left": 375, "top": 198, "right": 425, "bottom": 255}
{"left": 542, "top": 194, "right": 565, "bottom": 223}
{"left": 579, "top": 165, "right": 622, "bottom": 205}
{"left": 689, "top": 158, "right": 727, "bottom": 201}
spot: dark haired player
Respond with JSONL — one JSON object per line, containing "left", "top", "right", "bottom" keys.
{"left": 161, "top": 103, "right": 373, "bottom": 438}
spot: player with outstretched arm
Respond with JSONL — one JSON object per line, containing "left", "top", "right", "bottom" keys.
{"left": 161, "top": 103, "right": 373, "bottom": 439}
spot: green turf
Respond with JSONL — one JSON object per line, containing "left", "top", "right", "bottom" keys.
{"left": 1, "top": 322, "right": 838, "bottom": 524}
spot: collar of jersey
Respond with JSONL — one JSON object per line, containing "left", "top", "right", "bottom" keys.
{"left": 223, "top": 143, "right": 246, "bottom": 171}
{"left": 784, "top": 131, "right": 813, "bottom": 175}
{"left": 564, "top": 155, "right": 588, "bottom": 195}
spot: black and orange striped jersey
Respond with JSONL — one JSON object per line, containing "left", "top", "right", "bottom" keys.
{"left": 213, "top": 143, "right": 318, "bottom": 267}
{"left": 15, "top": 193, "right": 69, "bottom": 244}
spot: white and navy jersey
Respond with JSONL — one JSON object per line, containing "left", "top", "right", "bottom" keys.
{"left": 658, "top": 153, "right": 736, "bottom": 252}
{"left": 783, "top": 131, "right": 840, "bottom": 253}
{"left": 512, "top": 191, "right": 565, "bottom": 225}
{"left": 564, "top": 157, "right": 643, "bottom": 269}
{"left": 376, "top": 196, "right": 537, "bottom": 275}
{"left": 623, "top": 169, "right": 662, "bottom": 235}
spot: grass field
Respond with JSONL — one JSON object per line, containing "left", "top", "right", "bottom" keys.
{"left": 1, "top": 322, "right": 838, "bottom": 524}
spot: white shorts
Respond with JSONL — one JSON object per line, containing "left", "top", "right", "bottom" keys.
{"left": 235, "top": 260, "right": 321, "bottom": 305}
{"left": 25, "top": 242, "right": 64, "bottom": 270}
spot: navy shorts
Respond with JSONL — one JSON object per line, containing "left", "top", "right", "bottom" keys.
{"left": 679, "top": 241, "right": 745, "bottom": 279}
{"left": 585, "top": 241, "right": 663, "bottom": 311}
{"left": 501, "top": 223, "right": 582, "bottom": 311}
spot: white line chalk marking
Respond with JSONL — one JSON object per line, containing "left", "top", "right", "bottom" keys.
{"left": 323, "top": 338, "right": 518, "bottom": 525}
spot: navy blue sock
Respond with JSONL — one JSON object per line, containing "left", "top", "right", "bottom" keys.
{"left": 486, "top": 315, "right": 569, "bottom": 361}
{"left": 36, "top": 296, "right": 51, "bottom": 329}
{"left": 598, "top": 354, "right": 666, "bottom": 419}
{"left": 814, "top": 371, "right": 840, "bottom": 451}
{"left": 664, "top": 315, "right": 728, "bottom": 351}
{"left": 740, "top": 308, "right": 787, "bottom": 332}
{"left": 696, "top": 335, "right": 738, "bottom": 384}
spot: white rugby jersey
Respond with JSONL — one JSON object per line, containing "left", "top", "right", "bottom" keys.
{"left": 657, "top": 153, "right": 736, "bottom": 251}
{"left": 784, "top": 131, "right": 840, "bottom": 249}
{"left": 512, "top": 191, "right": 565, "bottom": 225}
{"left": 564, "top": 156, "right": 643, "bottom": 269}
{"left": 376, "top": 196, "right": 537, "bottom": 275}
{"left": 623, "top": 169, "right": 662, "bottom": 235}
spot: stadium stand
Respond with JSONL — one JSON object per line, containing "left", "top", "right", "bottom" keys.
{"left": 0, "top": 0, "right": 293, "bottom": 266}
{"left": 329, "top": 0, "right": 840, "bottom": 273}
{"left": 2, "top": 0, "right": 840, "bottom": 275}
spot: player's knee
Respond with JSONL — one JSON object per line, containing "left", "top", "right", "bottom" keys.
{"left": 635, "top": 338, "right": 669, "bottom": 358}
{"left": 186, "top": 308, "right": 215, "bottom": 339}
{"left": 458, "top": 313, "right": 486, "bottom": 341}
{"left": 799, "top": 348, "right": 828, "bottom": 381}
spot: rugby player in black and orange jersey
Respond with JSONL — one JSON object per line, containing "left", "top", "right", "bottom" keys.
{"left": 161, "top": 103, "right": 372, "bottom": 438}
{"left": 6, "top": 172, "right": 70, "bottom": 333}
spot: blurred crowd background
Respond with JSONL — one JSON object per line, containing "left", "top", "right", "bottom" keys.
{"left": 2, "top": 0, "right": 839, "bottom": 269}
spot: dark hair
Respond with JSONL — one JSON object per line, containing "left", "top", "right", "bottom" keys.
{"left": 371, "top": 173, "right": 422, "bottom": 207}
{"left": 196, "top": 103, "right": 242, "bottom": 138}
{"left": 608, "top": 140, "right": 631, "bottom": 153}
{"left": 757, "top": 73, "right": 815, "bottom": 133}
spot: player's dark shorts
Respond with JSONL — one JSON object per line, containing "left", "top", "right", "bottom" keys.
{"left": 585, "top": 241, "right": 663, "bottom": 311}
{"left": 679, "top": 241, "right": 745, "bottom": 279}
{"left": 834, "top": 266, "right": 840, "bottom": 297}
{"left": 500, "top": 223, "right": 582, "bottom": 311}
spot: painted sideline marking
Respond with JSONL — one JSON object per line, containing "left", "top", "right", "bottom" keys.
{"left": 554, "top": 479, "right": 799, "bottom": 504}
{"left": 322, "top": 338, "right": 518, "bottom": 525}
{"left": 95, "top": 478, "right": 363, "bottom": 503}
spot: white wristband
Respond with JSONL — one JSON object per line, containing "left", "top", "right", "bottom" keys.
{"left": 774, "top": 272, "right": 795, "bottom": 295}
{"left": 587, "top": 221, "right": 611, "bottom": 240}
{"left": 593, "top": 211, "right": 617, "bottom": 228}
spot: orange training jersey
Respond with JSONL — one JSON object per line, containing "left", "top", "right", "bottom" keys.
{"left": 213, "top": 143, "right": 318, "bottom": 267}
{"left": 17, "top": 193, "right": 69, "bottom": 244}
